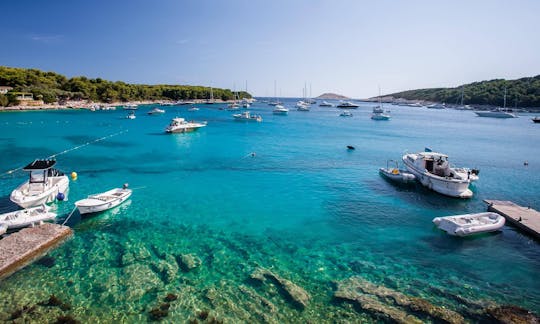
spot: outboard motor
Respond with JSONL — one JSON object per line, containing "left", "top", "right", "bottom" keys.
{"left": 471, "top": 169, "right": 480, "bottom": 175}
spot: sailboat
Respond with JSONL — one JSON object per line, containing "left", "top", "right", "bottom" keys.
{"left": 371, "top": 88, "right": 391, "bottom": 120}
{"left": 205, "top": 87, "right": 215, "bottom": 104}
{"left": 296, "top": 83, "right": 310, "bottom": 111}
{"left": 268, "top": 80, "right": 282, "bottom": 106}
{"left": 227, "top": 84, "right": 240, "bottom": 110}
{"left": 474, "top": 87, "right": 517, "bottom": 118}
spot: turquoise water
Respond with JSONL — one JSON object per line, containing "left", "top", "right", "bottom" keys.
{"left": 0, "top": 101, "right": 539, "bottom": 322}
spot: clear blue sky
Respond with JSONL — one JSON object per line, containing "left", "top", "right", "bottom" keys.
{"left": 1, "top": 0, "right": 539, "bottom": 98}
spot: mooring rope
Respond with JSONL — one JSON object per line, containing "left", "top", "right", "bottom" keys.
{"left": 62, "top": 206, "right": 78, "bottom": 226}
{"left": 1, "top": 129, "right": 129, "bottom": 177}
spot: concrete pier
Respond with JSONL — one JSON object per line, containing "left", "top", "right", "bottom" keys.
{"left": 484, "top": 200, "right": 540, "bottom": 240}
{"left": 0, "top": 223, "right": 73, "bottom": 280}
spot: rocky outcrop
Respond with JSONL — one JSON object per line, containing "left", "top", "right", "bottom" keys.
{"left": 121, "top": 243, "right": 151, "bottom": 266}
{"left": 178, "top": 253, "right": 202, "bottom": 272}
{"left": 485, "top": 305, "right": 539, "bottom": 324}
{"left": 250, "top": 267, "right": 310, "bottom": 309}
{"left": 152, "top": 255, "right": 179, "bottom": 284}
{"left": 334, "top": 276, "right": 465, "bottom": 324}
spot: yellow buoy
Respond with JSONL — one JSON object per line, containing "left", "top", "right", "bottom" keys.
{"left": 71, "top": 171, "right": 78, "bottom": 180}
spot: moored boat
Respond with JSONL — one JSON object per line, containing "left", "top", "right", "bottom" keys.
{"left": 433, "top": 212, "right": 505, "bottom": 236}
{"left": 10, "top": 160, "right": 69, "bottom": 208}
{"left": 165, "top": 117, "right": 207, "bottom": 133}
{"left": 123, "top": 103, "right": 138, "bottom": 110}
{"left": 0, "top": 204, "right": 57, "bottom": 230}
{"left": 319, "top": 101, "right": 333, "bottom": 107}
{"left": 339, "top": 110, "right": 353, "bottom": 117}
{"left": 233, "top": 111, "right": 262, "bottom": 122}
{"left": 336, "top": 101, "right": 359, "bottom": 108}
{"left": 379, "top": 160, "right": 415, "bottom": 183}
{"left": 75, "top": 186, "right": 132, "bottom": 215}
{"left": 273, "top": 105, "right": 289, "bottom": 115}
{"left": 126, "top": 111, "right": 136, "bottom": 119}
{"left": 148, "top": 107, "right": 165, "bottom": 115}
{"left": 531, "top": 117, "right": 540, "bottom": 123}
{"left": 402, "top": 151, "right": 474, "bottom": 198}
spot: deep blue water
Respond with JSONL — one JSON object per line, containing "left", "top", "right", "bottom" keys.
{"left": 0, "top": 100, "right": 539, "bottom": 322}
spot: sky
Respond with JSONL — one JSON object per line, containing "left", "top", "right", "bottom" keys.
{"left": 1, "top": 0, "right": 539, "bottom": 98}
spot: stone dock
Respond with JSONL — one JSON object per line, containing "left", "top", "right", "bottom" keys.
{"left": 484, "top": 200, "right": 540, "bottom": 240}
{"left": 0, "top": 223, "right": 73, "bottom": 280}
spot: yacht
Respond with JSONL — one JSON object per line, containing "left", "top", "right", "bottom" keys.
{"left": 533, "top": 117, "right": 540, "bottom": 123}
{"left": 474, "top": 88, "right": 517, "bottom": 118}
{"left": 147, "top": 107, "right": 165, "bottom": 115}
{"left": 402, "top": 151, "right": 474, "bottom": 198}
{"left": 371, "top": 94, "right": 391, "bottom": 120}
{"left": 319, "top": 101, "right": 333, "bottom": 107}
{"left": 336, "top": 101, "right": 359, "bottom": 108}
{"left": 273, "top": 105, "right": 289, "bottom": 115}
{"left": 233, "top": 111, "right": 262, "bottom": 122}
{"left": 227, "top": 102, "right": 240, "bottom": 110}
{"left": 10, "top": 159, "right": 70, "bottom": 208}
{"left": 205, "top": 87, "right": 215, "bottom": 104}
{"left": 165, "top": 117, "right": 207, "bottom": 133}
{"left": 296, "top": 101, "right": 310, "bottom": 111}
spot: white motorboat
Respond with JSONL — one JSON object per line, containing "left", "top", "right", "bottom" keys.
{"left": 402, "top": 151, "right": 474, "bottom": 198}
{"left": 123, "top": 103, "right": 138, "bottom": 110}
{"left": 371, "top": 105, "right": 391, "bottom": 120}
{"left": 336, "top": 101, "right": 359, "bottom": 108}
{"left": 426, "top": 103, "right": 446, "bottom": 109}
{"left": 474, "top": 109, "right": 517, "bottom": 118}
{"left": 148, "top": 108, "right": 165, "bottom": 115}
{"left": 242, "top": 102, "right": 251, "bottom": 108}
{"left": 227, "top": 102, "right": 240, "bottom": 110}
{"left": 0, "top": 204, "right": 57, "bottom": 230}
{"left": 165, "top": 117, "right": 207, "bottom": 133}
{"left": 433, "top": 212, "right": 505, "bottom": 236}
{"left": 340, "top": 110, "right": 353, "bottom": 117}
{"left": 273, "top": 105, "right": 289, "bottom": 115}
{"left": 126, "top": 111, "right": 136, "bottom": 119}
{"left": 188, "top": 106, "right": 199, "bottom": 111}
{"left": 319, "top": 101, "right": 333, "bottom": 107}
{"left": 453, "top": 167, "right": 480, "bottom": 182}
{"left": 296, "top": 101, "right": 310, "bottom": 111}
{"left": 233, "top": 111, "right": 262, "bottom": 122}
{"left": 379, "top": 160, "right": 415, "bottom": 183}
{"left": 75, "top": 186, "right": 132, "bottom": 215}
{"left": 10, "top": 160, "right": 70, "bottom": 208}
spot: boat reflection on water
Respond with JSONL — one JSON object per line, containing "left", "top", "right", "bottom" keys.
{"left": 73, "top": 200, "right": 132, "bottom": 232}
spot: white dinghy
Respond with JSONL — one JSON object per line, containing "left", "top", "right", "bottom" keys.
{"left": 0, "top": 204, "right": 57, "bottom": 230}
{"left": 10, "top": 159, "right": 70, "bottom": 208}
{"left": 75, "top": 185, "right": 132, "bottom": 215}
{"left": 379, "top": 160, "right": 416, "bottom": 183}
{"left": 433, "top": 212, "right": 505, "bottom": 237}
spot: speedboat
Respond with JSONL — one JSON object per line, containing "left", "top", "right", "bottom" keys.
{"left": 532, "top": 117, "right": 540, "bottom": 123}
{"left": 10, "top": 160, "right": 70, "bottom": 208}
{"left": 0, "top": 204, "right": 57, "bottom": 230}
{"left": 227, "top": 103, "right": 240, "bottom": 110}
{"left": 336, "top": 101, "right": 359, "bottom": 108}
{"left": 319, "top": 101, "right": 333, "bottom": 107}
{"left": 147, "top": 108, "right": 165, "bottom": 115}
{"left": 296, "top": 101, "right": 310, "bottom": 111}
{"left": 233, "top": 111, "right": 262, "bottom": 122}
{"left": 75, "top": 186, "right": 132, "bottom": 215}
{"left": 433, "top": 212, "right": 505, "bottom": 236}
{"left": 426, "top": 103, "right": 446, "bottom": 109}
{"left": 340, "top": 110, "right": 353, "bottom": 117}
{"left": 273, "top": 105, "right": 289, "bottom": 115}
{"left": 126, "top": 111, "right": 136, "bottom": 119}
{"left": 402, "top": 151, "right": 474, "bottom": 198}
{"left": 188, "top": 106, "right": 199, "bottom": 111}
{"left": 474, "top": 109, "right": 517, "bottom": 118}
{"left": 165, "top": 117, "right": 207, "bottom": 133}
{"left": 242, "top": 102, "right": 251, "bottom": 108}
{"left": 379, "top": 160, "right": 415, "bottom": 183}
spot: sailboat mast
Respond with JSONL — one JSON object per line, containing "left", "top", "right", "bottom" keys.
{"left": 503, "top": 87, "right": 507, "bottom": 109}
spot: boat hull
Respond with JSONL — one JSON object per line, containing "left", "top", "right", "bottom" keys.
{"left": 402, "top": 155, "right": 472, "bottom": 198}
{"left": 0, "top": 206, "right": 57, "bottom": 229}
{"left": 10, "top": 176, "right": 70, "bottom": 208}
{"left": 433, "top": 212, "right": 505, "bottom": 236}
{"left": 474, "top": 111, "right": 516, "bottom": 118}
{"left": 379, "top": 168, "right": 415, "bottom": 183}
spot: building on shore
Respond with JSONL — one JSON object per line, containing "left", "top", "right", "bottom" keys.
{"left": 14, "top": 92, "right": 44, "bottom": 106}
{"left": 0, "top": 86, "right": 13, "bottom": 94}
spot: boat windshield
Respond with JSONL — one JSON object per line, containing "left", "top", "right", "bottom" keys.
{"left": 30, "top": 170, "right": 45, "bottom": 183}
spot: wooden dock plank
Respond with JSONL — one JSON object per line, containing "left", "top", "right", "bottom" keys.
{"left": 484, "top": 200, "right": 540, "bottom": 239}
{"left": 0, "top": 223, "right": 73, "bottom": 280}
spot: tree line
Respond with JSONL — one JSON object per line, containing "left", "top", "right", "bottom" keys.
{"left": 386, "top": 75, "right": 540, "bottom": 108}
{"left": 0, "top": 66, "right": 251, "bottom": 106}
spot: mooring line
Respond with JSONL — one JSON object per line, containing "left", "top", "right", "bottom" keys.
{"left": 1, "top": 129, "right": 129, "bottom": 177}
{"left": 62, "top": 206, "right": 78, "bottom": 226}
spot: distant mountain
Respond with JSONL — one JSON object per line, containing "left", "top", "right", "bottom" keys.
{"left": 382, "top": 75, "right": 540, "bottom": 107}
{"left": 315, "top": 93, "right": 349, "bottom": 100}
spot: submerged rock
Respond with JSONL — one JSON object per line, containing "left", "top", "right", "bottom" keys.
{"left": 36, "top": 256, "right": 56, "bottom": 268}
{"left": 250, "top": 267, "right": 310, "bottom": 309}
{"left": 153, "top": 255, "right": 179, "bottom": 284}
{"left": 123, "top": 263, "right": 162, "bottom": 300}
{"left": 486, "top": 305, "right": 539, "bottom": 324}
{"left": 334, "top": 276, "right": 464, "bottom": 324}
{"left": 178, "top": 253, "right": 202, "bottom": 271}
{"left": 121, "top": 244, "right": 152, "bottom": 266}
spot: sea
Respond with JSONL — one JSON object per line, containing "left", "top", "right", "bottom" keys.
{"left": 0, "top": 99, "right": 539, "bottom": 322}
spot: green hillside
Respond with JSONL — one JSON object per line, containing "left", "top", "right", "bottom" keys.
{"left": 0, "top": 66, "right": 250, "bottom": 106}
{"left": 386, "top": 75, "right": 540, "bottom": 107}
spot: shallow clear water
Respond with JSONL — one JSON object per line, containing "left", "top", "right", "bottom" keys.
{"left": 0, "top": 101, "right": 539, "bottom": 322}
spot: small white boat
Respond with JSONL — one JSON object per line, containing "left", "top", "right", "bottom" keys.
{"left": 426, "top": 103, "right": 446, "bottom": 109}
{"left": 402, "top": 151, "right": 475, "bottom": 198}
{"left": 319, "top": 101, "right": 333, "bottom": 107}
{"left": 474, "top": 109, "right": 517, "bottom": 118}
{"left": 227, "top": 103, "right": 240, "bottom": 110}
{"left": 336, "top": 101, "right": 359, "bottom": 108}
{"left": 165, "top": 117, "right": 207, "bottom": 133}
{"left": 273, "top": 105, "right": 289, "bottom": 115}
{"left": 233, "top": 111, "right": 262, "bottom": 122}
{"left": 75, "top": 186, "right": 132, "bottom": 215}
{"left": 126, "top": 112, "right": 136, "bottom": 119}
{"left": 339, "top": 110, "right": 353, "bottom": 117}
{"left": 433, "top": 212, "right": 505, "bottom": 236}
{"left": 379, "top": 160, "right": 415, "bottom": 183}
{"left": 148, "top": 108, "right": 165, "bottom": 115}
{"left": 0, "top": 204, "right": 57, "bottom": 230}
{"left": 188, "top": 106, "right": 199, "bottom": 111}
{"left": 10, "top": 160, "right": 70, "bottom": 208}
{"left": 123, "top": 103, "right": 138, "bottom": 110}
